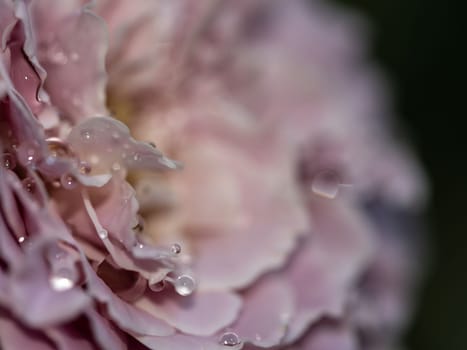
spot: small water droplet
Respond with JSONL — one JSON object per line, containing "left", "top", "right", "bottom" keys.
{"left": 49, "top": 268, "right": 75, "bottom": 292}
{"left": 133, "top": 153, "right": 140, "bottom": 161}
{"left": 2, "top": 152, "right": 16, "bottom": 170}
{"left": 60, "top": 173, "right": 77, "bottom": 189}
{"left": 17, "top": 145, "right": 37, "bottom": 166}
{"left": 171, "top": 243, "right": 181, "bottom": 255}
{"left": 219, "top": 332, "right": 241, "bottom": 347}
{"left": 98, "top": 229, "right": 108, "bottom": 239}
{"left": 174, "top": 274, "right": 195, "bottom": 296}
{"left": 149, "top": 280, "right": 166, "bottom": 292}
{"left": 22, "top": 177, "right": 36, "bottom": 193}
{"left": 311, "top": 170, "right": 341, "bottom": 199}
{"left": 18, "top": 236, "right": 26, "bottom": 243}
{"left": 80, "top": 129, "right": 93, "bottom": 141}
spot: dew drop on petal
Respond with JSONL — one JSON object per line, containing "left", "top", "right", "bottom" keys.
{"left": 18, "top": 236, "right": 26, "bottom": 243}
{"left": 17, "top": 145, "right": 37, "bottom": 166}
{"left": 149, "top": 280, "right": 166, "bottom": 292}
{"left": 171, "top": 243, "right": 181, "bottom": 255}
{"left": 49, "top": 268, "right": 75, "bottom": 292}
{"left": 60, "top": 173, "right": 77, "bottom": 189}
{"left": 22, "top": 177, "right": 36, "bottom": 193}
{"left": 219, "top": 332, "right": 242, "bottom": 347}
{"left": 311, "top": 170, "right": 341, "bottom": 199}
{"left": 98, "top": 229, "right": 108, "bottom": 240}
{"left": 2, "top": 152, "right": 16, "bottom": 170}
{"left": 174, "top": 274, "right": 196, "bottom": 296}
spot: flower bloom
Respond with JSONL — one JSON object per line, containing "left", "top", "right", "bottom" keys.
{"left": 0, "top": 0, "right": 427, "bottom": 349}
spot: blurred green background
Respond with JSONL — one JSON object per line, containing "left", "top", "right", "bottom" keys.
{"left": 335, "top": 0, "right": 465, "bottom": 349}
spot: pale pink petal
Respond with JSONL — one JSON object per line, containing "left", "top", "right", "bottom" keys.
{"left": 35, "top": 3, "right": 108, "bottom": 122}
{"left": 135, "top": 290, "right": 242, "bottom": 336}
{"left": 0, "top": 316, "right": 55, "bottom": 350}
{"left": 301, "top": 322, "right": 357, "bottom": 350}
{"left": 284, "top": 199, "right": 373, "bottom": 343}
{"left": 81, "top": 261, "right": 175, "bottom": 337}
{"left": 231, "top": 277, "right": 294, "bottom": 348}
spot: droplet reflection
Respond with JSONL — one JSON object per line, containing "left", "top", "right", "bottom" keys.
{"left": 219, "top": 332, "right": 241, "bottom": 347}
{"left": 174, "top": 274, "right": 195, "bottom": 296}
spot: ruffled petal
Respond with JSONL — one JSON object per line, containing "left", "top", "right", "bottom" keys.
{"left": 0, "top": 316, "right": 55, "bottom": 350}
{"left": 284, "top": 198, "right": 373, "bottom": 343}
{"left": 34, "top": 1, "right": 108, "bottom": 122}
{"left": 135, "top": 290, "right": 242, "bottom": 336}
{"left": 230, "top": 277, "right": 294, "bottom": 348}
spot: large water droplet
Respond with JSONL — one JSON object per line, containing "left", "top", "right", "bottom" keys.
{"left": 311, "top": 170, "right": 341, "bottom": 199}
{"left": 219, "top": 332, "right": 241, "bottom": 347}
{"left": 174, "top": 274, "right": 195, "bottom": 296}
{"left": 171, "top": 243, "right": 181, "bottom": 255}
{"left": 60, "top": 173, "right": 77, "bottom": 190}
{"left": 2, "top": 152, "right": 16, "bottom": 170}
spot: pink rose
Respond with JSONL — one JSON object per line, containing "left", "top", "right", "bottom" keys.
{"left": 0, "top": 0, "right": 427, "bottom": 349}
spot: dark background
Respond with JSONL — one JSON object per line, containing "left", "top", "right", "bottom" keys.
{"left": 335, "top": 0, "right": 465, "bottom": 349}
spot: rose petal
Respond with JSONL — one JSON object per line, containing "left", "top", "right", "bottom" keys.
{"left": 0, "top": 316, "right": 55, "bottom": 350}
{"left": 231, "top": 277, "right": 294, "bottom": 348}
{"left": 135, "top": 290, "right": 242, "bottom": 336}
{"left": 34, "top": 2, "right": 108, "bottom": 122}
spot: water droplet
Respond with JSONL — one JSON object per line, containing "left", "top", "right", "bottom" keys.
{"left": 171, "top": 243, "right": 181, "bottom": 255}
{"left": 60, "top": 173, "right": 77, "bottom": 189}
{"left": 17, "top": 145, "right": 37, "bottom": 166}
{"left": 22, "top": 177, "right": 36, "bottom": 193}
{"left": 133, "top": 153, "right": 140, "bottom": 161}
{"left": 49, "top": 268, "right": 75, "bottom": 292}
{"left": 98, "top": 229, "right": 108, "bottom": 239}
{"left": 80, "top": 129, "right": 93, "bottom": 141}
{"left": 2, "top": 152, "right": 16, "bottom": 170}
{"left": 18, "top": 236, "right": 26, "bottom": 243}
{"left": 311, "top": 170, "right": 341, "bottom": 199}
{"left": 174, "top": 274, "right": 195, "bottom": 296}
{"left": 149, "top": 280, "right": 166, "bottom": 292}
{"left": 219, "top": 332, "right": 241, "bottom": 347}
